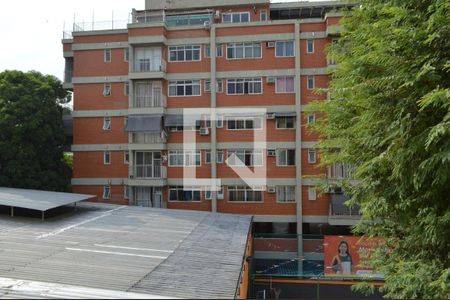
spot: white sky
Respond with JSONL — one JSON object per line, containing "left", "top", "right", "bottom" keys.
{"left": 0, "top": 0, "right": 324, "bottom": 81}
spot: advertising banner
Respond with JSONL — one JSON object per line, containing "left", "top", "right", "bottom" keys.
{"left": 323, "top": 236, "right": 383, "bottom": 278}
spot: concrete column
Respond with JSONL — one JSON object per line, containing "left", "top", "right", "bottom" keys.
{"left": 210, "top": 26, "right": 218, "bottom": 213}
{"left": 295, "top": 22, "right": 304, "bottom": 272}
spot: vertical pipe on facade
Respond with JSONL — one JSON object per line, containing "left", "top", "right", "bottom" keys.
{"left": 128, "top": 45, "right": 134, "bottom": 204}
{"left": 294, "top": 22, "right": 304, "bottom": 270}
{"left": 210, "top": 25, "right": 218, "bottom": 213}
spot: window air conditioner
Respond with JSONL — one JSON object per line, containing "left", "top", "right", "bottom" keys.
{"left": 204, "top": 21, "right": 211, "bottom": 29}
{"left": 266, "top": 41, "right": 275, "bottom": 48}
{"left": 200, "top": 127, "right": 210, "bottom": 136}
{"left": 267, "top": 149, "right": 276, "bottom": 156}
{"left": 214, "top": 10, "right": 221, "bottom": 19}
{"left": 267, "top": 113, "right": 276, "bottom": 119}
{"left": 266, "top": 76, "right": 275, "bottom": 84}
{"left": 267, "top": 187, "right": 276, "bottom": 193}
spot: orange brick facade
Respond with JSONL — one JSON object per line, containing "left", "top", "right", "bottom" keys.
{"left": 64, "top": 1, "right": 346, "bottom": 228}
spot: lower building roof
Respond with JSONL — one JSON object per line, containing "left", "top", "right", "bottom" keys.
{"left": 0, "top": 203, "right": 252, "bottom": 299}
{"left": 0, "top": 187, "right": 94, "bottom": 211}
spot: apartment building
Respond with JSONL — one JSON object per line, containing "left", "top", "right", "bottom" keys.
{"left": 62, "top": 0, "right": 358, "bottom": 249}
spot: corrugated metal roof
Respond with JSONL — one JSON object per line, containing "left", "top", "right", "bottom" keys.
{"left": 0, "top": 188, "right": 95, "bottom": 211}
{"left": 0, "top": 203, "right": 252, "bottom": 299}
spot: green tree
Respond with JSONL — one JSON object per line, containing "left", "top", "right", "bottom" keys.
{"left": 0, "top": 70, "right": 72, "bottom": 191}
{"left": 308, "top": 0, "right": 450, "bottom": 298}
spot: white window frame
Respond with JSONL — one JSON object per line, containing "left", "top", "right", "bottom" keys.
{"left": 205, "top": 44, "right": 223, "bottom": 58}
{"left": 169, "top": 45, "right": 201, "bottom": 62}
{"left": 308, "top": 149, "right": 317, "bottom": 164}
{"left": 307, "top": 113, "right": 316, "bottom": 124}
{"left": 227, "top": 149, "right": 264, "bottom": 167}
{"left": 275, "top": 76, "right": 295, "bottom": 94}
{"left": 205, "top": 150, "right": 211, "bottom": 164}
{"left": 103, "top": 117, "right": 111, "bottom": 130}
{"left": 205, "top": 79, "right": 223, "bottom": 93}
{"left": 226, "top": 78, "right": 263, "bottom": 95}
{"left": 260, "top": 10, "right": 267, "bottom": 21}
{"left": 124, "top": 185, "right": 129, "bottom": 199}
{"left": 222, "top": 12, "right": 250, "bottom": 23}
{"left": 168, "top": 150, "right": 201, "bottom": 167}
{"left": 276, "top": 186, "right": 296, "bottom": 203}
{"left": 168, "top": 80, "right": 201, "bottom": 97}
{"left": 168, "top": 186, "right": 201, "bottom": 202}
{"left": 228, "top": 186, "right": 264, "bottom": 203}
{"left": 308, "top": 187, "right": 317, "bottom": 201}
{"left": 307, "top": 39, "right": 315, "bottom": 54}
{"left": 307, "top": 75, "right": 315, "bottom": 90}
{"left": 276, "top": 117, "right": 296, "bottom": 129}
{"left": 205, "top": 190, "right": 212, "bottom": 200}
{"left": 103, "top": 83, "right": 111, "bottom": 97}
{"left": 104, "top": 49, "right": 111, "bottom": 62}
{"left": 216, "top": 150, "right": 224, "bottom": 163}
{"left": 276, "top": 149, "right": 296, "bottom": 166}
{"left": 124, "top": 48, "right": 129, "bottom": 62}
{"left": 275, "top": 41, "right": 295, "bottom": 57}
{"left": 216, "top": 116, "right": 224, "bottom": 128}
{"left": 227, "top": 117, "right": 263, "bottom": 130}
{"left": 124, "top": 151, "right": 129, "bottom": 164}
{"left": 104, "top": 151, "right": 111, "bottom": 165}
{"left": 124, "top": 82, "right": 129, "bottom": 96}
{"left": 226, "top": 43, "right": 262, "bottom": 60}
{"left": 103, "top": 186, "right": 111, "bottom": 199}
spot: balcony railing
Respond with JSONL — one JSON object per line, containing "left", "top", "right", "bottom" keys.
{"left": 132, "top": 133, "right": 167, "bottom": 144}
{"left": 329, "top": 194, "right": 360, "bottom": 216}
{"left": 133, "top": 94, "right": 166, "bottom": 108}
{"left": 327, "top": 163, "right": 354, "bottom": 179}
{"left": 133, "top": 165, "right": 167, "bottom": 179}
{"left": 133, "top": 10, "right": 213, "bottom": 28}
{"left": 133, "top": 59, "right": 166, "bottom": 72}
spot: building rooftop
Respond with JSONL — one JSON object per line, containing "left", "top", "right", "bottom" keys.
{"left": 0, "top": 203, "right": 252, "bottom": 299}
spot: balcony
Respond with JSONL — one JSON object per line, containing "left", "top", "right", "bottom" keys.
{"left": 132, "top": 133, "right": 167, "bottom": 144}
{"left": 328, "top": 193, "right": 361, "bottom": 226}
{"left": 129, "top": 165, "right": 167, "bottom": 187}
{"left": 132, "top": 10, "right": 212, "bottom": 28}
{"left": 133, "top": 94, "right": 166, "bottom": 108}
{"left": 327, "top": 163, "right": 354, "bottom": 179}
{"left": 129, "top": 59, "right": 166, "bottom": 80}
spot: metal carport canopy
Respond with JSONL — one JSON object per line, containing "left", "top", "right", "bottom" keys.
{"left": 0, "top": 187, "right": 95, "bottom": 211}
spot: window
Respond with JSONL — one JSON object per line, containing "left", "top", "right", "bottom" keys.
{"left": 277, "top": 149, "right": 296, "bottom": 166}
{"left": 308, "top": 149, "right": 317, "bottom": 164}
{"left": 205, "top": 44, "right": 223, "bottom": 58}
{"left": 169, "top": 186, "right": 201, "bottom": 202}
{"left": 227, "top": 150, "right": 263, "bottom": 166}
{"left": 205, "top": 190, "right": 212, "bottom": 200}
{"left": 104, "top": 151, "right": 111, "bottom": 165}
{"left": 103, "top": 83, "right": 111, "bottom": 97}
{"left": 169, "top": 150, "right": 201, "bottom": 167}
{"left": 103, "top": 186, "right": 111, "bottom": 199}
{"left": 260, "top": 10, "right": 267, "bottom": 21}
{"left": 276, "top": 117, "right": 295, "bottom": 129}
{"left": 124, "top": 186, "right": 129, "bottom": 199}
{"left": 275, "top": 41, "right": 294, "bottom": 57}
{"left": 205, "top": 80, "right": 223, "bottom": 93}
{"left": 307, "top": 75, "right": 315, "bottom": 90}
{"left": 227, "top": 78, "right": 262, "bottom": 95}
{"left": 228, "top": 186, "right": 263, "bottom": 202}
{"left": 227, "top": 117, "right": 262, "bottom": 130}
{"left": 275, "top": 76, "right": 295, "bottom": 93}
{"left": 277, "top": 186, "right": 296, "bottom": 203}
{"left": 216, "top": 116, "right": 224, "bottom": 128}
{"left": 307, "top": 114, "right": 316, "bottom": 124}
{"left": 222, "top": 12, "right": 250, "bottom": 23}
{"left": 308, "top": 187, "right": 317, "bottom": 201}
{"left": 217, "top": 150, "right": 224, "bottom": 163}
{"left": 169, "top": 45, "right": 201, "bottom": 62}
{"left": 227, "top": 43, "right": 261, "bottom": 59}
{"left": 104, "top": 49, "right": 111, "bottom": 62}
{"left": 307, "top": 39, "right": 314, "bottom": 53}
{"left": 103, "top": 117, "right": 111, "bottom": 130}
{"left": 134, "top": 47, "right": 162, "bottom": 72}
{"left": 124, "top": 82, "right": 129, "bottom": 96}
{"left": 124, "top": 151, "right": 129, "bottom": 164}
{"left": 169, "top": 80, "right": 201, "bottom": 96}
{"left": 124, "top": 48, "right": 129, "bottom": 62}
{"left": 205, "top": 150, "right": 211, "bottom": 164}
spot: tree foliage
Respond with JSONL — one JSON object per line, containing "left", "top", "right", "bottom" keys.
{"left": 308, "top": 0, "right": 450, "bottom": 298}
{"left": 0, "top": 70, "right": 71, "bottom": 191}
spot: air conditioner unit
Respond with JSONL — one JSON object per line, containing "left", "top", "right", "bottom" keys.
{"left": 214, "top": 10, "right": 221, "bottom": 19}
{"left": 267, "top": 149, "right": 276, "bottom": 156}
{"left": 267, "top": 187, "right": 276, "bottom": 193}
{"left": 204, "top": 21, "right": 211, "bottom": 29}
{"left": 266, "top": 76, "right": 275, "bottom": 84}
{"left": 129, "top": 175, "right": 134, "bottom": 179}
{"left": 200, "top": 127, "right": 210, "bottom": 135}
{"left": 162, "top": 155, "right": 168, "bottom": 162}
{"left": 267, "top": 113, "right": 276, "bottom": 119}
{"left": 266, "top": 41, "right": 275, "bottom": 48}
